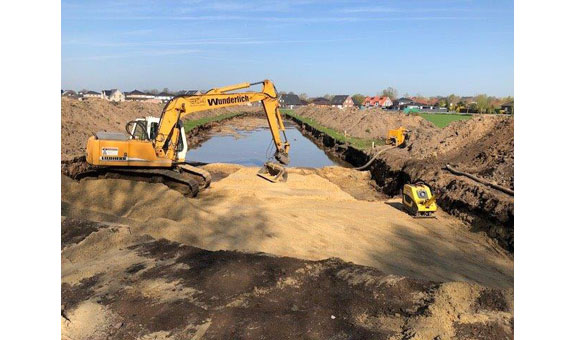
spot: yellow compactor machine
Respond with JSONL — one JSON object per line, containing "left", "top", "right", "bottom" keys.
{"left": 386, "top": 127, "right": 409, "bottom": 147}
{"left": 401, "top": 181, "right": 438, "bottom": 218}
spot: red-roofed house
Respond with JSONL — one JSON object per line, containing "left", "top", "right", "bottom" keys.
{"left": 362, "top": 96, "right": 392, "bottom": 108}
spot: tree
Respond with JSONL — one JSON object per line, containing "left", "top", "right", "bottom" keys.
{"left": 299, "top": 93, "right": 308, "bottom": 100}
{"left": 323, "top": 94, "right": 333, "bottom": 100}
{"left": 352, "top": 94, "right": 366, "bottom": 107}
{"left": 382, "top": 87, "right": 398, "bottom": 99}
{"left": 447, "top": 94, "right": 460, "bottom": 110}
{"left": 162, "top": 87, "right": 169, "bottom": 94}
{"left": 475, "top": 94, "right": 489, "bottom": 114}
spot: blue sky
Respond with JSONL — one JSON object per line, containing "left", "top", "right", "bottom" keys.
{"left": 62, "top": 0, "right": 513, "bottom": 97}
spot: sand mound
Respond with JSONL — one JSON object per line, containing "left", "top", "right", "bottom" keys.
{"left": 62, "top": 165, "right": 513, "bottom": 288}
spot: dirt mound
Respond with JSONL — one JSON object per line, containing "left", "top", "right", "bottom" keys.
{"left": 295, "top": 106, "right": 437, "bottom": 139}
{"left": 61, "top": 98, "right": 259, "bottom": 159}
{"left": 61, "top": 98, "right": 163, "bottom": 159}
{"left": 294, "top": 107, "right": 513, "bottom": 187}
{"left": 62, "top": 217, "right": 513, "bottom": 340}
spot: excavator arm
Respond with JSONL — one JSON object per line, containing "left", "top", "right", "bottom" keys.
{"left": 154, "top": 80, "right": 290, "bottom": 165}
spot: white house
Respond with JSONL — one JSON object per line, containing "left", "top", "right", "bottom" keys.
{"left": 125, "top": 90, "right": 156, "bottom": 101}
{"left": 102, "top": 89, "right": 125, "bottom": 102}
{"left": 82, "top": 91, "right": 103, "bottom": 99}
{"left": 330, "top": 95, "right": 354, "bottom": 109}
{"left": 155, "top": 92, "right": 174, "bottom": 102}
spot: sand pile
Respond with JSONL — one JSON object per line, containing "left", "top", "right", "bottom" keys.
{"left": 61, "top": 98, "right": 259, "bottom": 159}
{"left": 61, "top": 165, "right": 513, "bottom": 288}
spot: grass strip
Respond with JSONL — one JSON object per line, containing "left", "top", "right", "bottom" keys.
{"left": 281, "top": 109, "right": 385, "bottom": 150}
{"left": 418, "top": 113, "right": 473, "bottom": 128}
{"left": 183, "top": 112, "right": 248, "bottom": 132}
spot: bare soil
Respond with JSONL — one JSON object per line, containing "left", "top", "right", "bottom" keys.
{"left": 293, "top": 107, "right": 514, "bottom": 250}
{"left": 61, "top": 102, "right": 514, "bottom": 338}
{"left": 294, "top": 106, "right": 513, "bottom": 189}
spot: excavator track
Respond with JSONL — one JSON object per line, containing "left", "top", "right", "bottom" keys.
{"left": 72, "top": 164, "right": 202, "bottom": 198}
{"left": 178, "top": 163, "right": 212, "bottom": 189}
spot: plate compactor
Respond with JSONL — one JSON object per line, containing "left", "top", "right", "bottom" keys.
{"left": 401, "top": 181, "right": 437, "bottom": 218}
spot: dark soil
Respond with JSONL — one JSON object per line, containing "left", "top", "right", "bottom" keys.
{"left": 454, "top": 321, "right": 513, "bottom": 340}
{"left": 62, "top": 218, "right": 513, "bottom": 340}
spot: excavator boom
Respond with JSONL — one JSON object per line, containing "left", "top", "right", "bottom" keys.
{"left": 154, "top": 80, "right": 289, "bottom": 164}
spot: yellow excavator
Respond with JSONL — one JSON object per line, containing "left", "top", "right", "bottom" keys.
{"left": 80, "top": 80, "right": 290, "bottom": 197}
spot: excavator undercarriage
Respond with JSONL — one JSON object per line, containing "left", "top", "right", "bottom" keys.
{"left": 64, "top": 156, "right": 211, "bottom": 197}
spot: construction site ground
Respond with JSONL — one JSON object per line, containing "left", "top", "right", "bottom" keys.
{"left": 61, "top": 99, "right": 514, "bottom": 339}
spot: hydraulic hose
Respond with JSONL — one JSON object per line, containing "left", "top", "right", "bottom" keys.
{"left": 354, "top": 145, "right": 395, "bottom": 170}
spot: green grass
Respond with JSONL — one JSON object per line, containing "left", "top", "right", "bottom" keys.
{"left": 183, "top": 112, "right": 248, "bottom": 132}
{"left": 418, "top": 113, "right": 473, "bottom": 128}
{"left": 281, "top": 109, "right": 385, "bottom": 150}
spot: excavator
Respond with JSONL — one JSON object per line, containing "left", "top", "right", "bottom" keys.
{"left": 79, "top": 80, "right": 291, "bottom": 197}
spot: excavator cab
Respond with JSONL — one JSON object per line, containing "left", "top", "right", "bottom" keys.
{"left": 128, "top": 117, "right": 188, "bottom": 163}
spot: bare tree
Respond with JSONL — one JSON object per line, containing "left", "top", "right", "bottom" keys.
{"left": 381, "top": 87, "right": 398, "bottom": 99}
{"left": 352, "top": 94, "right": 366, "bottom": 106}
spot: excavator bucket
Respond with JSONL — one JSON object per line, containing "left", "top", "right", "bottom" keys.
{"left": 257, "top": 161, "right": 288, "bottom": 183}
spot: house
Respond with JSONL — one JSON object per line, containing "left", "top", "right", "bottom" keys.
{"left": 125, "top": 90, "right": 155, "bottom": 101}
{"left": 62, "top": 90, "right": 77, "bottom": 97}
{"left": 155, "top": 92, "right": 174, "bottom": 102}
{"left": 391, "top": 97, "right": 414, "bottom": 110}
{"left": 279, "top": 94, "right": 304, "bottom": 109}
{"left": 310, "top": 97, "right": 331, "bottom": 106}
{"left": 330, "top": 95, "right": 354, "bottom": 109}
{"left": 500, "top": 101, "right": 514, "bottom": 114}
{"left": 82, "top": 91, "right": 102, "bottom": 99}
{"left": 102, "top": 89, "right": 125, "bottom": 102}
{"left": 62, "top": 90, "right": 82, "bottom": 100}
{"left": 362, "top": 96, "right": 392, "bottom": 108}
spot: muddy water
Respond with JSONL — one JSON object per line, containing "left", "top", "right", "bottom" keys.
{"left": 186, "top": 122, "right": 348, "bottom": 168}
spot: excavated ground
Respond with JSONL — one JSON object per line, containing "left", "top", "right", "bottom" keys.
{"left": 61, "top": 101, "right": 514, "bottom": 339}
{"left": 293, "top": 106, "right": 514, "bottom": 251}
{"left": 61, "top": 166, "right": 513, "bottom": 339}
